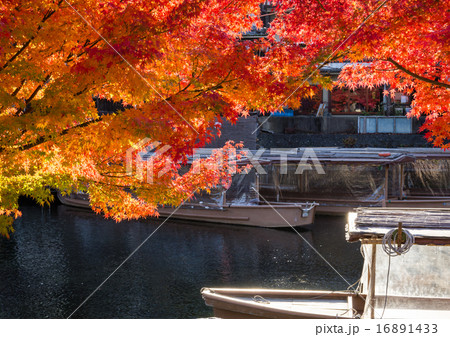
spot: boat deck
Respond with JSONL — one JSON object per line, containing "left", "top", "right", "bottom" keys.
{"left": 233, "top": 296, "right": 352, "bottom": 317}
{"left": 201, "top": 288, "right": 364, "bottom": 319}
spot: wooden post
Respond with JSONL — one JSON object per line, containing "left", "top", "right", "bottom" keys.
{"left": 399, "top": 164, "right": 405, "bottom": 200}
{"left": 397, "top": 222, "right": 403, "bottom": 248}
{"left": 298, "top": 170, "right": 307, "bottom": 193}
{"left": 362, "top": 243, "right": 377, "bottom": 319}
{"left": 221, "top": 189, "right": 227, "bottom": 207}
{"left": 255, "top": 173, "right": 260, "bottom": 204}
{"left": 369, "top": 243, "right": 377, "bottom": 319}
{"left": 274, "top": 165, "right": 280, "bottom": 202}
{"left": 382, "top": 164, "right": 389, "bottom": 207}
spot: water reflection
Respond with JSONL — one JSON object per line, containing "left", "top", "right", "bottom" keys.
{"left": 0, "top": 204, "right": 362, "bottom": 318}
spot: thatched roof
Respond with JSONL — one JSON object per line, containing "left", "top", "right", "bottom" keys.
{"left": 346, "top": 207, "right": 450, "bottom": 245}
{"left": 189, "top": 148, "right": 422, "bottom": 165}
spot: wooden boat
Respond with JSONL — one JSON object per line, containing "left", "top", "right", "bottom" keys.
{"left": 56, "top": 191, "right": 90, "bottom": 208}
{"left": 56, "top": 146, "right": 321, "bottom": 228}
{"left": 157, "top": 201, "right": 317, "bottom": 228}
{"left": 346, "top": 207, "right": 450, "bottom": 319}
{"left": 346, "top": 207, "right": 450, "bottom": 245}
{"left": 201, "top": 288, "right": 365, "bottom": 319}
{"left": 290, "top": 197, "right": 450, "bottom": 216}
{"left": 256, "top": 148, "right": 450, "bottom": 215}
{"left": 56, "top": 192, "right": 317, "bottom": 229}
{"left": 201, "top": 207, "right": 450, "bottom": 318}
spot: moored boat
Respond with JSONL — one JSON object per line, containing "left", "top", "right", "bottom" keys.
{"left": 256, "top": 148, "right": 450, "bottom": 215}
{"left": 56, "top": 146, "right": 318, "bottom": 228}
{"left": 201, "top": 288, "right": 364, "bottom": 319}
{"left": 346, "top": 207, "right": 450, "bottom": 319}
{"left": 56, "top": 192, "right": 317, "bottom": 229}
{"left": 201, "top": 207, "right": 450, "bottom": 318}
{"left": 157, "top": 201, "right": 317, "bottom": 228}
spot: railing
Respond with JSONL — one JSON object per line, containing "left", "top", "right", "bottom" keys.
{"left": 358, "top": 116, "right": 412, "bottom": 134}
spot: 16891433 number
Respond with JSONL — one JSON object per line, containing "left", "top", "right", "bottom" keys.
{"left": 376, "top": 324, "right": 438, "bottom": 334}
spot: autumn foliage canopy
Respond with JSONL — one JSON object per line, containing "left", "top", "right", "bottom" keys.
{"left": 267, "top": 0, "right": 449, "bottom": 145}
{"left": 0, "top": 0, "right": 448, "bottom": 236}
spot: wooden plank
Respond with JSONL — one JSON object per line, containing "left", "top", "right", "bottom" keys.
{"left": 354, "top": 208, "right": 450, "bottom": 229}
{"left": 346, "top": 208, "right": 450, "bottom": 244}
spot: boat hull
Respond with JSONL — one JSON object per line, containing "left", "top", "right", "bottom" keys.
{"left": 201, "top": 288, "right": 364, "bottom": 319}
{"left": 316, "top": 198, "right": 450, "bottom": 216}
{"left": 262, "top": 197, "right": 450, "bottom": 216}
{"left": 157, "top": 203, "right": 315, "bottom": 228}
{"left": 56, "top": 193, "right": 316, "bottom": 228}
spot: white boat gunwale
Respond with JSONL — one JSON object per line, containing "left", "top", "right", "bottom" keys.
{"left": 201, "top": 288, "right": 365, "bottom": 319}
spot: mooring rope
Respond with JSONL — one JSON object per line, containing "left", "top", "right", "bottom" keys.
{"left": 382, "top": 228, "right": 415, "bottom": 256}
{"left": 380, "top": 228, "right": 414, "bottom": 318}
{"left": 252, "top": 295, "right": 270, "bottom": 304}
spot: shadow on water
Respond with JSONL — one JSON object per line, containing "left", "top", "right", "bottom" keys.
{"left": 0, "top": 203, "right": 363, "bottom": 318}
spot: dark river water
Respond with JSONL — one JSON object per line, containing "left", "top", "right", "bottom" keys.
{"left": 0, "top": 203, "right": 363, "bottom": 318}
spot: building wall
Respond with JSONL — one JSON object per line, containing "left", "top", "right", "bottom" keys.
{"left": 258, "top": 115, "right": 359, "bottom": 134}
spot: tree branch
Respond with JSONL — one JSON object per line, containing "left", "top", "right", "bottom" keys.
{"left": 15, "top": 74, "right": 52, "bottom": 115}
{"left": 11, "top": 79, "right": 26, "bottom": 97}
{"left": 0, "top": 1, "right": 63, "bottom": 72}
{"left": 1, "top": 38, "right": 36, "bottom": 72}
{"left": 74, "top": 86, "right": 89, "bottom": 97}
{"left": 0, "top": 117, "right": 103, "bottom": 154}
{"left": 65, "top": 38, "right": 102, "bottom": 63}
{"left": 191, "top": 69, "right": 234, "bottom": 97}
{"left": 315, "top": 0, "right": 326, "bottom": 10}
{"left": 25, "top": 74, "right": 52, "bottom": 104}
{"left": 386, "top": 58, "right": 450, "bottom": 89}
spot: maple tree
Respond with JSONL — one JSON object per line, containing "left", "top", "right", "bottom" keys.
{"left": 0, "top": 0, "right": 279, "bottom": 237}
{"left": 1, "top": 0, "right": 448, "bottom": 237}
{"left": 1, "top": 0, "right": 320, "bottom": 237}
{"left": 267, "top": 0, "right": 449, "bottom": 146}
